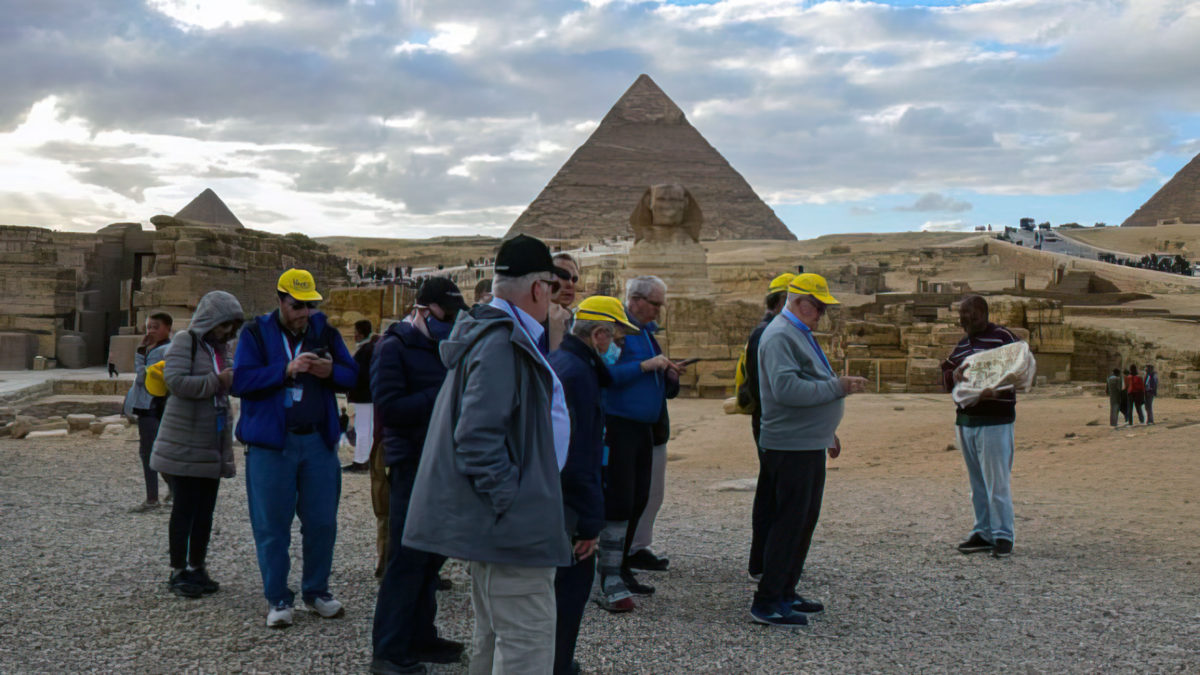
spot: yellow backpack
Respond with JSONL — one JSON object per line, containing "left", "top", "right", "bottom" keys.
{"left": 731, "top": 345, "right": 755, "bottom": 415}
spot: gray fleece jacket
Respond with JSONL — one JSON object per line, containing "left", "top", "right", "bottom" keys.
{"left": 757, "top": 312, "right": 846, "bottom": 452}
{"left": 150, "top": 291, "right": 244, "bottom": 479}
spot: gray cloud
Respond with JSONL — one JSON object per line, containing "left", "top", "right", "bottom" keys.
{"left": 71, "top": 162, "right": 164, "bottom": 201}
{"left": 895, "top": 193, "right": 973, "bottom": 213}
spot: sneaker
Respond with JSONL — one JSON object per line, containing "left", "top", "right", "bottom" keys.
{"left": 129, "top": 500, "right": 160, "bottom": 513}
{"left": 786, "top": 595, "right": 825, "bottom": 614}
{"left": 189, "top": 567, "right": 220, "bottom": 595}
{"left": 342, "top": 462, "right": 369, "bottom": 473}
{"left": 626, "top": 549, "right": 670, "bottom": 572}
{"left": 410, "top": 637, "right": 465, "bottom": 664}
{"left": 750, "top": 601, "right": 809, "bottom": 627}
{"left": 620, "top": 569, "right": 655, "bottom": 596}
{"left": 957, "top": 533, "right": 994, "bottom": 554}
{"left": 168, "top": 569, "right": 203, "bottom": 598}
{"left": 305, "top": 593, "right": 345, "bottom": 618}
{"left": 991, "top": 539, "right": 1014, "bottom": 559}
{"left": 596, "top": 593, "right": 636, "bottom": 613}
{"left": 369, "top": 657, "right": 426, "bottom": 674}
{"left": 266, "top": 601, "right": 294, "bottom": 628}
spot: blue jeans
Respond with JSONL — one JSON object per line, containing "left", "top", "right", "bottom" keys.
{"left": 246, "top": 432, "right": 342, "bottom": 605}
{"left": 957, "top": 423, "right": 1015, "bottom": 542}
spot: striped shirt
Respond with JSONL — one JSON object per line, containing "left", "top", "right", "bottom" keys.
{"left": 940, "top": 323, "right": 1020, "bottom": 425}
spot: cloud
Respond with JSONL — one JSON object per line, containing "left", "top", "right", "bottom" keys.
{"left": 895, "top": 192, "right": 973, "bottom": 213}
{"left": 920, "top": 219, "right": 970, "bottom": 232}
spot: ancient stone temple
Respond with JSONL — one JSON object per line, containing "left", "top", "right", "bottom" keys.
{"left": 507, "top": 74, "right": 795, "bottom": 242}
{"left": 1122, "top": 150, "right": 1200, "bottom": 227}
{"left": 626, "top": 184, "right": 713, "bottom": 296}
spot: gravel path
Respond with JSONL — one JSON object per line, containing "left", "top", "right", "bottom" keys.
{"left": 2, "top": 395, "right": 1198, "bottom": 673}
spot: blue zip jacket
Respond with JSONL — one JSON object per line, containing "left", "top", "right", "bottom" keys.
{"left": 606, "top": 321, "right": 667, "bottom": 423}
{"left": 231, "top": 311, "right": 357, "bottom": 451}
{"left": 370, "top": 319, "right": 448, "bottom": 467}
{"left": 548, "top": 334, "right": 610, "bottom": 541}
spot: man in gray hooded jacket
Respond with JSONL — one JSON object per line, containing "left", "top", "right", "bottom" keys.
{"left": 403, "top": 234, "right": 572, "bottom": 675}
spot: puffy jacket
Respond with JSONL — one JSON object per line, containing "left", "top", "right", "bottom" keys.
{"left": 548, "top": 334, "right": 609, "bottom": 541}
{"left": 231, "top": 311, "right": 357, "bottom": 452}
{"left": 370, "top": 320, "right": 448, "bottom": 467}
{"left": 605, "top": 320, "right": 668, "bottom": 423}
{"left": 150, "top": 291, "right": 242, "bottom": 479}
{"left": 402, "top": 304, "right": 571, "bottom": 568}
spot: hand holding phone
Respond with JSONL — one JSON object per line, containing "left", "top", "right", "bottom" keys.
{"left": 675, "top": 357, "right": 701, "bottom": 367}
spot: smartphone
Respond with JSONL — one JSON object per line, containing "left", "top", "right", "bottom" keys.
{"left": 310, "top": 347, "right": 330, "bottom": 359}
{"left": 675, "top": 357, "right": 701, "bottom": 367}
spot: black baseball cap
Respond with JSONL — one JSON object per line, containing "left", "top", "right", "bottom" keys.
{"left": 494, "top": 234, "right": 558, "bottom": 278}
{"left": 416, "top": 277, "right": 468, "bottom": 312}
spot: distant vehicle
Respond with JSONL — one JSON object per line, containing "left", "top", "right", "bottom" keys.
{"left": 1043, "top": 233, "right": 1060, "bottom": 242}
{"left": 1019, "top": 217, "right": 1036, "bottom": 231}
{"left": 1038, "top": 222, "right": 1051, "bottom": 230}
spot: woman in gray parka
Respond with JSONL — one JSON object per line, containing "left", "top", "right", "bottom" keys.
{"left": 150, "top": 290, "right": 244, "bottom": 598}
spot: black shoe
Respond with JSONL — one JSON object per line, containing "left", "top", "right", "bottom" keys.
{"left": 342, "top": 462, "right": 369, "bottom": 473}
{"left": 369, "top": 657, "right": 426, "bottom": 675}
{"left": 786, "top": 595, "right": 824, "bottom": 614}
{"left": 626, "top": 549, "right": 670, "bottom": 572}
{"left": 410, "top": 637, "right": 465, "bottom": 664}
{"left": 991, "top": 539, "right": 1014, "bottom": 559}
{"left": 957, "top": 533, "right": 994, "bottom": 554}
{"left": 436, "top": 576, "right": 452, "bottom": 591}
{"left": 620, "top": 569, "right": 655, "bottom": 596}
{"left": 188, "top": 566, "right": 220, "bottom": 595}
{"left": 168, "top": 569, "right": 203, "bottom": 599}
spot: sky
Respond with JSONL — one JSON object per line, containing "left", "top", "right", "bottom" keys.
{"left": 2, "top": 0, "right": 1199, "bottom": 240}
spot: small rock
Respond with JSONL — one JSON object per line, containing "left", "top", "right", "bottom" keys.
{"left": 710, "top": 478, "right": 757, "bottom": 492}
{"left": 894, "top": 406, "right": 905, "bottom": 411}
{"left": 1085, "top": 419, "right": 1100, "bottom": 426}
{"left": 1064, "top": 432, "right": 1076, "bottom": 438}
{"left": 1103, "top": 609, "right": 1118, "bottom": 618}
{"left": 945, "top": 443, "right": 957, "bottom": 452}
{"left": 25, "top": 429, "right": 69, "bottom": 439}
{"left": 102, "top": 423, "right": 126, "bottom": 436}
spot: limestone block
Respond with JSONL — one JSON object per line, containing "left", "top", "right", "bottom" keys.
{"left": 102, "top": 423, "right": 126, "bottom": 436}
{"left": 932, "top": 325, "right": 965, "bottom": 347}
{"left": 108, "top": 335, "right": 142, "bottom": 374}
{"left": 908, "top": 345, "right": 942, "bottom": 359}
{"left": 868, "top": 346, "right": 907, "bottom": 359}
{"left": 97, "top": 414, "right": 129, "bottom": 426}
{"left": 56, "top": 335, "right": 88, "bottom": 369}
{"left": 1029, "top": 324, "right": 1075, "bottom": 354}
{"left": 0, "top": 422, "right": 10, "bottom": 437}
{"left": 907, "top": 358, "right": 943, "bottom": 390}
{"left": 29, "top": 418, "right": 69, "bottom": 434}
{"left": 844, "top": 321, "right": 901, "bottom": 347}
{"left": 26, "top": 428, "right": 69, "bottom": 439}
{"left": 845, "top": 344, "right": 871, "bottom": 358}
{"left": 67, "top": 414, "right": 96, "bottom": 432}
{"left": 0, "top": 332, "right": 38, "bottom": 369}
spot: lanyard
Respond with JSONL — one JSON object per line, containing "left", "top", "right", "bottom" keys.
{"left": 281, "top": 332, "right": 303, "bottom": 361}
{"left": 780, "top": 309, "right": 833, "bottom": 376}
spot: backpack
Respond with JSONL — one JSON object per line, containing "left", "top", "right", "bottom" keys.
{"left": 730, "top": 344, "right": 755, "bottom": 415}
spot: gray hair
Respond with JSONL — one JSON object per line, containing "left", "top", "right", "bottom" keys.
{"left": 492, "top": 272, "right": 551, "bottom": 299}
{"left": 625, "top": 275, "right": 667, "bottom": 305}
{"left": 571, "top": 318, "right": 614, "bottom": 340}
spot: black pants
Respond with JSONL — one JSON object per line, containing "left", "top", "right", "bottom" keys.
{"left": 554, "top": 552, "right": 596, "bottom": 675}
{"left": 166, "top": 475, "right": 220, "bottom": 569}
{"left": 373, "top": 459, "right": 445, "bottom": 661}
{"left": 136, "top": 414, "right": 171, "bottom": 501}
{"left": 603, "top": 415, "right": 654, "bottom": 558}
{"left": 748, "top": 447, "right": 772, "bottom": 577}
{"left": 753, "top": 450, "right": 826, "bottom": 606}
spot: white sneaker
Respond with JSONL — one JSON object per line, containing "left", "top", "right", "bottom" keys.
{"left": 266, "top": 602, "right": 293, "bottom": 628}
{"left": 305, "top": 594, "right": 344, "bottom": 618}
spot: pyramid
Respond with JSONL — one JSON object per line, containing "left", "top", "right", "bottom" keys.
{"left": 506, "top": 75, "right": 795, "bottom": 242}
{"left": 1122, "top": 152, "right": 1200, "bottom": 227}
{"left": 150, "top": 188, "right": 245, "bottom": 230}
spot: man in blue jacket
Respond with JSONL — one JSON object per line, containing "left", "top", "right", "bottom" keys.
{"left": 370, "top": 277, "right": 468, "bottom": 675}
{"left": 232, "top": 269, "right": 358, "bottom": 629}
{"left": 598, "top": 275, "right": 681, "bottom": 611}
{"left": 548, "top": 295, "right": 637, "bottom": 674}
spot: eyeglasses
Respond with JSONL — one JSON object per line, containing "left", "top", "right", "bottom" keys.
{"left": 537, "top": 279, "right": 561, "bottom": 295}
{"left": 636, "top": 296, "right": 664, "bottom": 309}
{"left": 288, "top": 300, "right": 320, "bottom": 310}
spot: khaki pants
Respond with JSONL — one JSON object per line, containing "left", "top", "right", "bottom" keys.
{"left": 468, "top": 561, "right": 556, "bottom": 675}
{"left": 369, "top": 437, "right": 389, "bottom": 578}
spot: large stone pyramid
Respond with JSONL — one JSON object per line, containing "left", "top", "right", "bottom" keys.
{"left": 150, "top": 188, "right": 245, "bottom": 230}
{"left": 507, "top": 75, "right": 795, "bottom": 242}
{"left": 1122, "top": 151, "right": 1200, "bottom": 227}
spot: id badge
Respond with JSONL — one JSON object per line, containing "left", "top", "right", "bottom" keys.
{"left": 285, "top": 386, "right": 302, "bottom": 408}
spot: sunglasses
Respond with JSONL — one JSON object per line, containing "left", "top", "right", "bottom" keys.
{"left": 288, "top": 299, "right": 320, "bottom": 310}
{"left": 536, "top": 278, "right": 562, "bottom": 295}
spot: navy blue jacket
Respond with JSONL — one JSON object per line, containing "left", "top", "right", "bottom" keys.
{"left": 231, "top": 311, "right": 357, "bottom": 452}
{"left": 370, "top": 320, "right": 448, "bottom": 467}
{"left": 548, "top": 334, "right": 609, "bottom": 541}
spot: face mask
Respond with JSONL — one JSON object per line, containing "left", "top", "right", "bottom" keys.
{"left": 602, "top": 341, "right": 621, "bottom": 365}
{"left": 426, "top": 315, "right": 453, "bottom": 340}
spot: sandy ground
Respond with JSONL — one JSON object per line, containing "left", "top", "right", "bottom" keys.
{"left": 2, "top": 393, "right": 1199, "bottom": 673}
{"left": 1065, "top": 224, "right": 1200, "bottom": 258}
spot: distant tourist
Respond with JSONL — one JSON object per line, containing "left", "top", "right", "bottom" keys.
{"left": 344, "top": 319, "right": 380, "bottom": 473}
{"left": 743, "top": 272, "right": 794, "bottom": 581}
{"left": 402, "top": 234, "right": 572, "bottom": 673}
{"left": 124, "top": 311, "right": 174, "bottom": 512}
{"left": 598, "top": 275, "right": 681, "bottom": 611}
{"left": 1119, "top": 368, "right": 1133, "bottom": 425}
{"left": 473, "top": 278, "right": 493, "bottom": 306}
{"left": 548, "top": 295, "right": 637, "bottom": 675}
{"left": 1125, "top": 365, "right": 1146, "bottom": 425}
{"left": 751, "top": 274, "right": 866, "bottom": 626}
{"left": 1106, "top": 368, "right": 1124, "bottom": 429}
{"left": 1144, "top": 364, "right": 1158, "bottom": 425}
{"left": 149, "top": 291, "right": 243, "bottom": 598}
{"left": 547, "top": 252, "right": 580, "bottom": 351}
{"left": 370, "top": 277, "right": 468, "bottom": 674}
{"left": 232, "top": 269, "right": 358, "bottom": 628}
{"left": 941, "top": 295, "right": 1021, "bottom": 559}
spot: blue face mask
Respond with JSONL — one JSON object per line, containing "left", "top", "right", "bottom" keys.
{"left": 426, "top": 314, "right": 453, "bottom": 340}
{"left": 602, "top": 341, "right": 621, "bottom": 365}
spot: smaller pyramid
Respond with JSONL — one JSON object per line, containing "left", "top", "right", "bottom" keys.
{"left": 150, "top": 188, "right": 245, "bottom": 230}
{"left": 1122, "top": 152, "right": 1200, "bottom": 227}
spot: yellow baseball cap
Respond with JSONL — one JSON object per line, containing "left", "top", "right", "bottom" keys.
{"left": 277, "top": 268, "right": 323, "bottom": 302}
{"left": 788, "top": 273, "right": 839, "bottom": 305}
{"left": 768, "top": 273, "right": 796, "bottom": 294}
{"left": 576, "top": 295, "right": 638, "bottom": 331}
